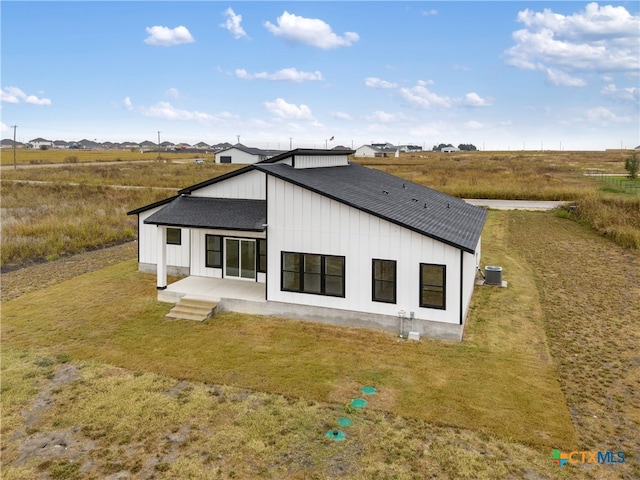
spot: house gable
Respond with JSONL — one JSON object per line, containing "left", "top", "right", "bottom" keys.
{"left": 255, "top": 162, "right": 486, "bottom": 254}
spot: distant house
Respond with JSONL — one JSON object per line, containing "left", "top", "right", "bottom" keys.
{"left": 400, "top": 145, "right": 423, "bottom": 153}
{"left": 120, "top": 142, "right": 141, "bottom": 150}
{"left": 0, "top": 139, "right": 23, "bottom": 148}
{"left": 140, "top": 140, "right": 158, "bottom": 150}
{"left": 354, "top": 144, "right": 398, "bottom": 158}
{"left": 77, "top": 139, "right": 100, "bottom": 149}
{"left": 194, "top": 142, "right": 210, "bottom": 150}
{"left": 215, "top": 144, "right": 272, "bottom": 164}
{"left": 372, "top": 142, "right": 396, "bottom": 150}
{"left": 160, "top": 141, "right": 175, "bottom": 151}
{"left": 128, "top": 148, "right": 487, "bottom": 341}
{"left": 176, "top": 143, "right": 192, "bottom": 150}
{"left": 29, "top": 138, "right": 53, "bottom": 149}
{"left": 441, "top": 147, "right": 460, "bottom": 153}
{"left": 53, "top": 140, "right": 69, "bottom": 149}
{"left": 212, "top": 142, "right": 233, "bottom": 152}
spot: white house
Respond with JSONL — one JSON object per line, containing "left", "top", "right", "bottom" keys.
{"left": 28, "top": 137, "right": 53, "bottom": 149}
{"left": 441, "top": 147, "right": 460, "bottom": 153}
{"left": 128, "top": 149, "right": 487, "bottom": 340}
{"left": 215, "top": 144, "right": 271, "bottom": 164}
{"left": 354, "top": 144, "right": 398, "bottom": 158}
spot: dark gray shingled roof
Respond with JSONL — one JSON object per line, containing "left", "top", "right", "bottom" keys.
{"left": 254, "top": 163, "right": 487, "bottom": 253}
{"left": 143, "top": 196, "right": 266, "bottom": 232}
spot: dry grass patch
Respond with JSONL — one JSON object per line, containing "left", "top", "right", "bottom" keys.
{"left": 1, "top": 162, "right": 240, "bottom": 188}
{"left": 1, "top": 148, "right": 215, "bottom": 166}
{"left": 1, "top": 349, "right": 580, "bottom": 480}
{"left": 356, "top": 150, "right": 631, "bottom": 201}
{"left": 506, "top": 211, "right": 640, "bottom": 478}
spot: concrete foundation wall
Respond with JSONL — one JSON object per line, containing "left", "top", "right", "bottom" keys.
{"left": 216, "top": 297, "right": 463, "bottom": 341}
{"left": 139, "top": 263, "right": 190, "bottom": 277}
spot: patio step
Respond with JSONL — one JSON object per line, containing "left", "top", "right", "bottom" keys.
{"left": 166, "top": 297, "right": 218, "bottom": 322}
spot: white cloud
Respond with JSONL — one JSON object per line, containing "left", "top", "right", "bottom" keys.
{"left": 165, "top": 88, "right": 180, "bottom": 99}
{"left": 331, "top": 111, "right": 353, "bottom": 120}
{"left": 144, "top": 26, "right": 194, "bottom": 46}
{"left": 264, "top": 11, "right": 359, "bottom": 49}
{"left": 399, "top": 81, "right": 451, "bottom": 109}
{"left": 584, "top": 106, "right": 632, "bottom": 124}
{"left": 421, "top": 9, "right": 438, "bottom": 16}
{"left": 220, "top": 7, "right": 247, "bottom": 39}
{"left": 123, "top": 97, "right": 133, "bottom": 110}
{"left": 458, "top": 92, "right": 493, "bottom": 107}
{"left": 264, "top": 98, "right": 314, "bottom": 120}
{"left": 504, "top": 3, "right": 640, "bottom": 83}
{"left": 364, "top": 77, "right": 398, "bottom": 89}
{"left": 544, "top": 67, "right": 587, "bottom": 87}
{"left": 235, "top": 67, "right": 323, "bottom": 82}
{"left": 216, "top": 111, "right": 241, "bottom": 121}
{"left": 409, "top": 121, "right": 447, "bottom": 138}
{"left": 601, "top": 83, "right": 639, "bottom": 103}
{"left": 1, "top": 86, "right": 51, "bottom": 105}
{"left": 464, "top": 120, "right": 484, "bottom": 130}
{"left": 365, "top": 110, "right": 401, "bottom": 123}
{"left": 140, "top": 102, "right": 213, "bottom": 122}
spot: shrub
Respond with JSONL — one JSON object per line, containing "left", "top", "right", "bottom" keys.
{"left": 624, "top": 153, "right": 638, "bottom": 179}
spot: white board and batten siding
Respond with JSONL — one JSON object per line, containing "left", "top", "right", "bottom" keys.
{"left": 265, "top": 176, "right": 474, "bottom": 325}
{"left": 354, "top": 145, "right": 379, "bottom": 157}
{"left": 137, "top": 207, "right": 190, "bottom": 273}
{"left": 190, "top": 169, "right": 266, "bottom": 200}
{"left": 215, "top": 148, "right": 260, "bottom": 164}
{"left": 189, "top": 228, "right": 266, "bottom": 283}
{"left": 291, "top": 154, "right": 349, "bottom": 169}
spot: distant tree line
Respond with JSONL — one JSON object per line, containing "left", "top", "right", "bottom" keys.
{"left": 431, "top": 143, "right": 477, "bottom": 152}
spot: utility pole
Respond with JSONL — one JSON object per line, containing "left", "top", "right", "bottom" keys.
{"left": 289, "top": 137, "right": 292, "bottom": 150}
{"left": 157, "top": 131, "right": 162, "bottom": 160}
{"left": 236, "top": 135, "right": 240, "bottom": 145}
{"left": 12, "top": 125, "right": 17, "bottom": 169}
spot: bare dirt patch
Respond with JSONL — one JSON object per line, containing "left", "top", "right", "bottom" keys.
{"left": 1, "top": 242, "right": 137, "bottom": 301}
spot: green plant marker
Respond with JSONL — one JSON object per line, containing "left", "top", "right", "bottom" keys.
{"left": 324, "top": 429, "right": 346, "bottom": 441}
{"left": 337, "top": 417, "right": 353, "bottom": 427}
{"left": 361, "top": 386, "right": 376, "bottom": 395}
{"left": 350, "top": 398, "right": 367, "bottom": 409}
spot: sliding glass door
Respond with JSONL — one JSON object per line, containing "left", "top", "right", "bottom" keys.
{"left": 224, "top": 238, "right": 256, "bottom": 280}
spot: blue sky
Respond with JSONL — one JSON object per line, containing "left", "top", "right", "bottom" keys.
{"left": 2, "top": 1, "right": 638, "bottom": 150}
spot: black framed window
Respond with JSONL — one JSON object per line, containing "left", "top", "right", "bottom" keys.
{"left": 166, "top": 228, "right": 181, "bottom": 245}
{"left": 420, "top": 263, "right": 446, "bottom": 309}
{"left": 257, "top": 239, "right": 267, "bottom": 273}
{"left": 220, "top": 156, "right": 231, "bottom": 164}
{"left": 281, "top": 252, "right": 345, "bottom": 297}
{"left": 205, "top": 235, "right": 222, "bottom": 268}
{"left": 372, "top": 259, "right": 396, "bottom": 303}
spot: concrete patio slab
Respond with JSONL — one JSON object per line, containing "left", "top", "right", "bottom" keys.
{"left": 158, "top": 276, "right": 266, "bottom": 303}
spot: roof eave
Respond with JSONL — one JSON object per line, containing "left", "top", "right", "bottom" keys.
{"left": 255, "top": 166, "right": 486, "bottom": 254}
{"left": 126, "top": 195, "right": 179, "bottom": 216}
{"left": 142, "top": 220, "right": 265, "bottom": 232}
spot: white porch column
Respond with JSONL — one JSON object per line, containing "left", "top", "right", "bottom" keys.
{"left": 156, "top": 225, "right": 167, "bottom": 289}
